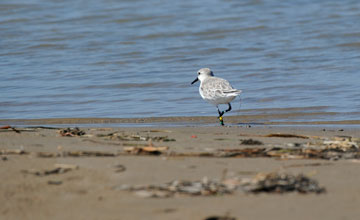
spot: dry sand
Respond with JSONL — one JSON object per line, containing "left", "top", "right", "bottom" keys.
{"left": 1, "top": 121, "right": 360, "bottom": 220}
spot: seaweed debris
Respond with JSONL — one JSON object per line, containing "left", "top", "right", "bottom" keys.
{"left": 240, "top": 139, "right": 263, "bottom": 145}
{"left": 59, "top": 127, "right": 86, "bottom": 137}
{"left": 241, "top": 172, "right": 326, "bottom": 194}
{"left": 37, "top": 150, "right": 118, "bottom": 158}
{"left": 204, "top": 215, "right": 236, "bottom": 220}
{"left": 0, "top": 149, "right": 28, "bottom": 155}
{"left": 0, "top": 125, "right": 21, "bottom": 133}
{"left": 97, "top": 132, "right": 175, "bottom": 142}
{"left": 2, "top": 135, "right": 359, "bottom": 160}
{"left": 123, "top": 146, "right": 169, "bottom": 155}
{"left": 21, "top": 164, "right": 78, "bottom": 176}
{"left": 118, "top": 135, "right": 360, "bottom": 160}
{"left": 265, "top": 133, "right": 309, "bottom": 139}
{"left": 118, "top": 177, "right": 237, "bottom": 198}
{"left": 117, "top": 172, "right": 325, "bottom": 198}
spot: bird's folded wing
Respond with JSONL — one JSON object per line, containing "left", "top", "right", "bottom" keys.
{"left": 223, "top": 89, "right": 242, "bottom": 95}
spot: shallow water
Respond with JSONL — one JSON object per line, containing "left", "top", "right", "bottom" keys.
{"left": 1, "top": 0, "right": 360, "bottom": 122}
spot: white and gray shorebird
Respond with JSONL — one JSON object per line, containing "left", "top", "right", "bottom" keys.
{"left": 191, "top": 68, "right": 242, "bottom": 125}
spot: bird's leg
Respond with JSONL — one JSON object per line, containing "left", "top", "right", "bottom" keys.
{"left": 217, "top": 106, "right": 225, "bottom": 126}
{"left": 217, "top": 107, "right": 224, "bottom": 117}
{"left": 217, "top": 104, "right": 231, "bottom": 126}
{"left": 225, "top": 103, "right": 232, "bottom": 112}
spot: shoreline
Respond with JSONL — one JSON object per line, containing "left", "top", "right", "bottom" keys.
{"left": 1, "top": 116, "right": 360, "bottom": 127}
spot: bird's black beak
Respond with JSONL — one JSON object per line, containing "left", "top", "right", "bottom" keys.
{"left": 191, "top": 78, "right": 199, "bottom": 85}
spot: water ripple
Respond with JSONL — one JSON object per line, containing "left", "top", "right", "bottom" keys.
{"left": 0, "top": 0, "right": 359, "bottom": 121}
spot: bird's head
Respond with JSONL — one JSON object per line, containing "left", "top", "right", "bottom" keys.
{"left": 191, "top": 68, "right": 214, "bottom": 84}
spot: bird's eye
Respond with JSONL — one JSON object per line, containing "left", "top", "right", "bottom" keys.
{"left": 198, "top": 72, "right": 200, "bottom": 75}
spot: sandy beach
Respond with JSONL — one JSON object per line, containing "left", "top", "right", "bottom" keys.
{"left": 3, "top": 0, "right": 360, "bottom": 219}
{"left": 1, "top": 119, "right": 360, "bottom": 220}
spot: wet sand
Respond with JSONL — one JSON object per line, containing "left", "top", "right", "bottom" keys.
{"left": 1, "top": 120, "right": 360, "bottom": 220}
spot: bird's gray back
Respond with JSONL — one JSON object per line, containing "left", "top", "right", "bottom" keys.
{"left": 200, "top": 76, "right": 237, "bottom": 103}
{"left": 201, "top": 77, "right": 234, "bottom": 91}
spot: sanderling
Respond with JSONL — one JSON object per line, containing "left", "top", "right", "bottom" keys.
{"left": 191, "top": 68, "right": 242, "bottom": 125}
